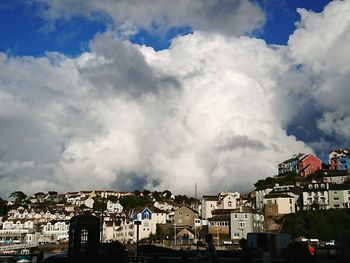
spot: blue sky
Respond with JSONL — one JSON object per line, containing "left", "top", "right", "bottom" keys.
{"left": 1, "top": 0, "right": 349, "bottom": 195}
{"left": 0, "top": 0, "right": 331, "bottom": 56}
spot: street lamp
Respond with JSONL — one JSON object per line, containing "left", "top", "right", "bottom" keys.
{"left": 134, "top": 220, "right": 141, "bottom": 261}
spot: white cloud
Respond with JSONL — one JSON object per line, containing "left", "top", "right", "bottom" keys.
{"left": 32, "top": 0, "right": 265, "bottom": 36}
{"left": 2, "top": 0, "right": 350, "bottom": 197}
{"left": 288, "top": 0, "right": 350, "bottom": 140}
{"left": 0, "top": 31, "right": 313, "bottom": 196}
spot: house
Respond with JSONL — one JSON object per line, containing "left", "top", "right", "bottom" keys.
{"left": 256, "top": 184, "right": 302, "bottom": 216}
{"left": 297, "top": 154, "right": 322, "bottom": 177}
{"left": 84, "top": 197, "right": 95, "bottom": 209}
{"left": 44, "top": 191, "right": 59, "bottom": 203}
{"left": 230, "top": 207, "right": 264, "bottom": 240}
{"left": 278, "top": 154, "right": 304, "bottom": 175}
{"left": 174, "top": 205, "right": 198, "bottom": 227}
{"left": 208, "top": 214, "right": 230, "bottom": 244}
{"left": 176, "top": 228, "right": 195, "bottom": 244}
{"left": 278, "top": 153, "right": 321, "bottom": 176}
{"left": 217, "top": 192, "right": 240, "bottom": 210}
{"left": 130, "top": 206, "right": 166, "bottom": 241}
{"left": 329, "top": 149, "right": 350, "bottom": 170}
{"left": 263, "top": 193, "right": 296, "bottom": 215}
{"left": 302, "top": 182, "right": 329, "bottom": 210}
{"left": 254, "top": 188, "right": 273, "bottom": 211}
{"left": 201, "top": 196, "right": 218, "bottom": 219}
{"left": 201, "top": 192, "right": 240, "bottom": 219}
{"left": 41, "top": 220, "right": 69, "bottom": 241}
{"left": 115, "top": 219, "right": 135, "bottom": 243}
{"left": 153, "top": 201, "right": 175, "bottom": 212}
{"left": 328, "top": 183, "right": 350, "bottom": 209}
{"left": 322, "top": 170, "right": 350, "bottom": 184}
{"left": 106, "top": 200, "right": 123, "bottom": 213}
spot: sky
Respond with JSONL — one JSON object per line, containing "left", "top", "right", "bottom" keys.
{"left": 0, "top": 0, "right": 349, "bottom": 197}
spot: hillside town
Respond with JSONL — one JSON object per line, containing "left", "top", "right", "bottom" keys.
{"left": 0, "top": 148, "right": 349, "bottom": 247}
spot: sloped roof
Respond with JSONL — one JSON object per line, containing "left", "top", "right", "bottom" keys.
{"left": 175, "top": 205, "right": 198, "bottom": 214}
{"left": 202, "top": 195, "right": 218, "bottom": 201}
{"left": 231, "top": 206, "right": 259, "bottom": 214}
{"left": 264, "top": 193, "right": 293, "bottom": 199}
{"left": 208, "top": 214, "right": 230, "bottom": 221}
{"left": 329, "top": 183, "right": 350, "bottom": 191}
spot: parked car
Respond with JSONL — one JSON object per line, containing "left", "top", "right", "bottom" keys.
{"left": 281, "top": 242, "right": 315, "bottom": 263}
{"left": 325, "top": 240, "right": 335, "bottom": 246}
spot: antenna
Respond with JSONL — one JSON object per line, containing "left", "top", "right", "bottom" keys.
{"left": 195, "top": 182, "right": 198, "bottom": 199}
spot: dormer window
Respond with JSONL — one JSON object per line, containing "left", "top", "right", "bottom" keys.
{"left": 308, "top": 185, "right": 313, "bottom": 189}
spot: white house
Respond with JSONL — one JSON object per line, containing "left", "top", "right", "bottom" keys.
{"left": 41, "top": 221, "right": 69, "bottom": 241}
{"left": 106, "top": 200, "right": 123, "bottom": 213}
{"left": 115, "top": 219, "right": 135, "bottom": 243}
{"left": 201, "top": 192, "right": 241, "bottom": 219}
{"left": 130, "top": 206, "right": 166, "bottom": 241}
{"left": 303, "top": 182, "right": 329, "bottom": 210}
{"left": 328, "top": 184, "right": 350, "bottom": 209}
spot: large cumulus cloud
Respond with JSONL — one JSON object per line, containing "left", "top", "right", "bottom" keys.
{"left": 0, "top": 32, "right": 312, "bottom": 196}
{"left": 1, "top": 0, "right": 349, "bottom": 197}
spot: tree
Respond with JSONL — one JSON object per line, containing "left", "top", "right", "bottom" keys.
{"left": 107, "top": 195, "right": 119, "bottom": 202}
{"left": 162, "top": 190, "right": 172, "bottom": 199}
{"left": 93, "top": 199, "right": 107, "bottom": 212}
{"left": 0, "top": 198, "right": 8, "bottom": 216}
{"left": 142, "top": 189, "right": 151, "bottom": 197}
{"left": 174, "top": 195, "right": 189, "bottom": 204}
{"left": 119, "top": 195, "right": 151, "bottom": 211}
{"left": 9, "top": 191, "right": 27, "bottom": 204}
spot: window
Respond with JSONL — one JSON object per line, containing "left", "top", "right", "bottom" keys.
{"left": 244, "top": 214, "right": 248, "bottom": 219}
{"left": 289, "top": 199, "right": 292, "bottom": 204}
{"left": 237, "top": 221, "right": 246, "bottom": 229}
{"left": 228, "top": 201, "right": 232, "bottom": 207}
{"left": 234, "top": 214, "right": 238, "bottom": 219}
{"left": 80, "top": 229, "right": 88, "bottom": 253}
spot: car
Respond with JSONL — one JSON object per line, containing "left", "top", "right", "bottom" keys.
{"left": 325, "top": 240, "right": 335, "bottom": 246}
{"left": 281, "top": 242, "right": 315, "bottom": 263}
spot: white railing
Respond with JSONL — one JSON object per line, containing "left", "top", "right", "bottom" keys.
{"left": 0, "top": 242, "right": 38, "bottom": 252}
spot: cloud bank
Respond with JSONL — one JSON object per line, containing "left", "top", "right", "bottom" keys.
{"left": 1, "top": 0, "right": 349, "bottom": 196}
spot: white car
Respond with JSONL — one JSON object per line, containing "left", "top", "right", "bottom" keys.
{"left": 325, "top": 240, "right": 335, "bottom": 246}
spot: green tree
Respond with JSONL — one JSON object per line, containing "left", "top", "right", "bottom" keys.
{"left": 107, "top": 195, "right": 119, "bottom": 202}
{"left": 281, "top": 209, "right": 350, "bottom": 240}
{"left": 142, "top": 189, "right": 151, "bottom": 197}
{"left": 119, "top": 195, "right": 151, "bottom": 211}
{"left": 93, "top": 199, "right": 107, "bottom": 212}
{"left": 0, "top": 198, "right": 8, "bottom": 216}
{"left": 9, "top": 191, "right": 27, "bottom": 205}
{"left": 162, "top": 190, "right": 172, "bottom": 199}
